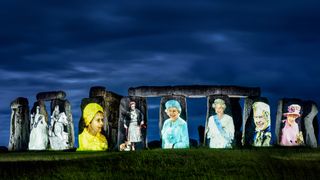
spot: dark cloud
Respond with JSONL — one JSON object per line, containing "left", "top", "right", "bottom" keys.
{"left": 0, "top": 0, "right": 319, "bottom": 146}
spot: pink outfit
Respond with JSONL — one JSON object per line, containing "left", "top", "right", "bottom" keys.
{"left": 280, "top": 120, "right": 299, "bottom": 146}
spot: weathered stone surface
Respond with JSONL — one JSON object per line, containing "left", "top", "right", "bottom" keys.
{"left": 230, "top": 98, "right": 243, "bottom": 147}
{"left": 275, "top": 99, "right": 283, "bottom": 145}
{"left": 104, "top": 91, "right": 122, "bottom": 149}
{"left": 205, "top": 95, "right": 234, "bottom": 148}
{"left": 243, "top": 97, "right": 271, "bottom": 147}
{"left": 89, "top": 86, "right": 107, "bottom": 98}
{"left": 105, "top": 91, "right": 122, "bottom": 149}
{"left": 28, "top": 101, "right": 49, "bottom": 150}
{"left": 129, "top": 85, "right": 261, "bottom": 98}
{"left": 118, "top": 97, "right": 147, "bottom": 151}
{"left": 79, "top": 88, "right": 123, "bottom": 150}
{"left": 8, "top": 97, "right": 30, "bottom": 151}
{"left": 198, "top": 125, "right": 205, "bottom": 146}
{"left": 48, "top": 99, "right": 75, "bottom": 150}
{"left": 301, "top": 101, "right": 318, "bottom": 148}
{"left": 36, "top": 91, "right": 66, "bottom": 101}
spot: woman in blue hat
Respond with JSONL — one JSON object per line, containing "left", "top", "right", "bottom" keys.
{"left": 161, "top": 100, "right": 189, "bottom": 149}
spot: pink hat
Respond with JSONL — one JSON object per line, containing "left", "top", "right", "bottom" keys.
{"left": 283, "top": 104, "right": 301, "bottom": 117}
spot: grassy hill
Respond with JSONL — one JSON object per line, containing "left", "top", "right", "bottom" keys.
{"left": 0, "top": 147, "right": 320, "bottom": 179}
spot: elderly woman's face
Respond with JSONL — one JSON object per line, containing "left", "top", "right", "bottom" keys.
{"left": 166, "top": 107, "right": 180, "bottom": 121}
{"left": 254, "top": 112, "right": 268, "bottom": 131}
{"left": 214, "top": 104, "right": 225, "bottom": 116}
{"left": 88, "top": 112, "right": 104, "bottom": 135}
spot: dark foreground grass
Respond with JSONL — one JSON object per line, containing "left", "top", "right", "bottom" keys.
{"left": 0, "top": 148, "right": 320, "bottom": 179}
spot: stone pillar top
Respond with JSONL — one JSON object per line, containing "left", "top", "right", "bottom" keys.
{"left": 128, "top": 85, "right": 260, "bottom": 98}
{"left": 36, "top": 91, "right": 66, "bottom": 101}
{"left": 11, "top": 97, "right": 29, "bottom": 107}
{"left": 89, "top": 86, "right": 107, "bottom": 98}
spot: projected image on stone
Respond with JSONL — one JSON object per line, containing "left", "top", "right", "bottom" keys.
{"left": 29, "top": 105, "right": 49, "bottom": 150}
{"left": 161, "top": 98, "right": 189, "bottom": 149}
{"left": 48, "top": 105, "right": 69, "bottom": 150}
{"left": 118, "top": 98, "right": 147, "bottom": 151}
{"left": 205, "top": 97, "right": 234, "bottom": 148}
{"left": 280, "top": 104, "right": 304, "bottom": 146}
{"left": 78, "top": 103, "right": 108, "bottom": 151}
{"left": 252, "top": 101, "right": 271, "bottom": 147}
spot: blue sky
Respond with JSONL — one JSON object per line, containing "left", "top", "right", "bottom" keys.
{"left": 0, "top": 0, "right": 320, "bottom": 147}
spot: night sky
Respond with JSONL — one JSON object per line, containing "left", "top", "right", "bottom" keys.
{"left": 1, "top": 0, "right": 320, "bottom": 147}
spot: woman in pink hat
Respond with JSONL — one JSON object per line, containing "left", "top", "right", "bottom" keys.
{"left": 280, "top": 104, "right": 304, "bottom": 146}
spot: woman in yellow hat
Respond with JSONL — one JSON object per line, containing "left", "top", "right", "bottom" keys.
{"left": 78, "top": 103, "right": 108, "bottom": 151}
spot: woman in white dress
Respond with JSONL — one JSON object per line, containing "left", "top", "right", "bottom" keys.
{"left": 206, "top": 99, "right": 234, "bottom": 148}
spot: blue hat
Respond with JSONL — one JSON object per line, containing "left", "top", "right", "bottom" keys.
{"left": 165, "top": 100, "right": 182, "bottom": 112}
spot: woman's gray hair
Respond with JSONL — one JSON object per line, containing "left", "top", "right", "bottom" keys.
{"left": 212, "top": 98, "right": 226, "bottom": 109}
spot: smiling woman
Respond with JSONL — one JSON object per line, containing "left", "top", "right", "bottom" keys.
{"left": 161, "top": 98, "right": 189, "bottom": 149}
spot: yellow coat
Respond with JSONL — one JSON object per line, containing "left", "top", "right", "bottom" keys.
{"left": 78, "top": 128, "right": 108, "bottom": 151}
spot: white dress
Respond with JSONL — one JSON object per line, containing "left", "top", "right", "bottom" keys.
{"left": 128, "top": 110, "right": 142, "bottom": 143}
{"left": 28, "top": 114, "right": 49, "bottom": 150}
{"left": 206, "top": 114, "right": 234, "bottom": 148}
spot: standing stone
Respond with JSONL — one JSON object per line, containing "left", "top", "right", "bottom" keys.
{"left": 160, "top": 96, "right": 189, "bottom": 149}
{"left": 85, "top": 86, "right": 123, "bottom": 150}
{"left": 104, "top": 91, "right": 122, "bottom": 150}
{"left": 48, "top": 99, "right": 75, "bottom": 150}
{"left": 243, "top": 97, "right": 272, "bottom": 147}
{"left": 301, "top": 101, "right": 318, "bottom": 148}
{"left": 205, "top": 95, "right": 234, "bottom": 148}
{"left": 242, "top": 98, "right": 254, "bottom": 146}
{"left": 89, "top": 86, "right": 107, "bottom": 98}
{"left": 276, "top": 98, "right": 305, "bottom": 147}
{"left": 28, "top": 101, "right": 49, "bottom": 150}
{"left": 230, "top": 98, "right": 243, "bottom": 147}
{"left": 8, "top": 97, "right": 30, "bottom": 151}
{"left": 118, "top": 97, "right": 147, "bottom": 151}
{"left": 159, "top": 96, "right": 188, "bottom": 134}
{"left": 79, "top": 97, "right": 106, "bottom": 136}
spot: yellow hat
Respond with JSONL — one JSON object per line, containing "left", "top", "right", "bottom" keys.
{"left": 83, "top": 103, "right": 104, "bottom": 126}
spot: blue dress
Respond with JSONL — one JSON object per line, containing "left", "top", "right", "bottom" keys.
{"left": 161, "top": 117, "right": 189, "bottom": 149}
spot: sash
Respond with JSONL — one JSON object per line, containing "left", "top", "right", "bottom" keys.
{"left": 213, "top": 115, "right": 230, "bottom": 141}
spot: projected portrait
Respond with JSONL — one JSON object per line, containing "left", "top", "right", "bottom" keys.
{"left": 48, "top": 105, "right": 69, "bottom": 150}
{"left": 78, "top": 103, "right": 108, "bottom": 151}
{"left": 280, "top": 104, "right": 304, "bottom": 146}
{"left": 161, "top": 99, "right": 189, "bottom": 149}
{"left": 252, "top": 102, "right": 271, "bottom": 147}
{"left": 119, "top": 100, "right": 147, "bottom": 151}
{"left": 206, "top": 98, "right": 234, "bottom": 148}
{"left": 29, "top": 106, "right": 49, "bottom": 150}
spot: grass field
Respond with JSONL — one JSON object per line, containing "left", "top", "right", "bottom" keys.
{"left": 0, "top": 147, "right": 320, "bottom": 179}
